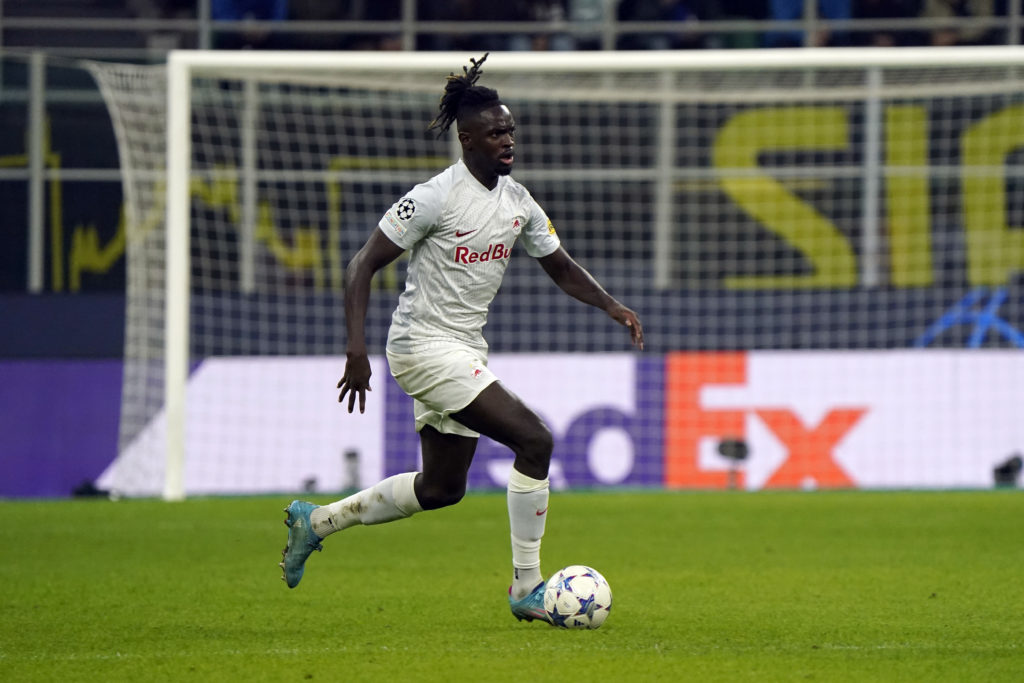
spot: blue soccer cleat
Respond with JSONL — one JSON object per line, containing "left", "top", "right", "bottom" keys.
{"left": 280, "top": 500, "right": 323, "bottom": 589}
{"left": 509, "top": 581, "right": 551, "bottom": 623}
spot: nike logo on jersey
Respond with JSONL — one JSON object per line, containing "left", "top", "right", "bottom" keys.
{"left": 454, "top": 229, "right": 478, "bottom": 238}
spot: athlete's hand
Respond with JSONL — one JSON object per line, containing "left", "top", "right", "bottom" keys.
{"left": 337, "top": 352, "right": 373, "bottom": 413}
{"left": 607, "top": 303, "right": 644, "bottom": 350}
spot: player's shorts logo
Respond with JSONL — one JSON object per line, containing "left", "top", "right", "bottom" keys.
{"left": 396, "top": 197, "right": 416, "bottom": 221}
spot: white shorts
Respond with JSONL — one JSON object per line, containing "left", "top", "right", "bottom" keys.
{"left": 386, "top": 344, "right": 498, "bottom": 438}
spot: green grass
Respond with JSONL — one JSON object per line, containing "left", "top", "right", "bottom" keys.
{"left": 2, "top": 491, "right": 1023, "bottom": 681}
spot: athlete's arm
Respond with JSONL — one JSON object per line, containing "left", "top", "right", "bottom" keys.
{"left": 337, "top": 228, "right": 406, "bottom": 413}
{"left": 538, "top": 246, "right": 644, "bottom": 350}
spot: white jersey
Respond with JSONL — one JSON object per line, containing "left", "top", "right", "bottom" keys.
{"left": 378, "top": 159, "right": 560, "bottom": 354}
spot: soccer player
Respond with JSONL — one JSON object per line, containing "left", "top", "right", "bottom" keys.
{"left": 280, "top": 54, "right": 644, "bottom": 623}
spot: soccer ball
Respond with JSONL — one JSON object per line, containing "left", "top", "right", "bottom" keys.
{"left": 543, "top": 565, "right": 612, "bottom": 629}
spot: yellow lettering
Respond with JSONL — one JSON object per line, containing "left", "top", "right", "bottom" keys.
{"left": 255, "top": 201, "right": 325, "bottom": 288}
{"left": 961, "top": 104, "right": 1024, "bottom": 285}
{"left": 713, "top": 107, "right": 856, "bottom": 289}
{"left": 885, "top": 105, "right": 934, "bottom": 286}
{"left": 69, "top": 209, "right": 127, "bottom": 292}
{"left": 189, "top": 167, "right": 240, "bottom": 221}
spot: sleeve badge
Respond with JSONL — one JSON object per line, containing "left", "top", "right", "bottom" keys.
{"left": 396, "top": 197, "right": 417, "bottom": 221}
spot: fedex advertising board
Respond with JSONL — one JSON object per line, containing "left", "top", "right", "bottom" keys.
{"left": 99, "top": 351, "right": 1023, "bottom": 496}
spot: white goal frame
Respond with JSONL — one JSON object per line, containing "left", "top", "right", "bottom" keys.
{"left": 162, "top": 46, "right": 1024, "bottom": 501}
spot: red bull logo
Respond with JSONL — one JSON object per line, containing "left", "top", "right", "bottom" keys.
{"left": 454, "top": 243, "right": 512, "bottom": 264}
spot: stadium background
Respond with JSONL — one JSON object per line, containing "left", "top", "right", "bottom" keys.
{"left": 3, "top": 1, "right": 1024, "bottom": 497}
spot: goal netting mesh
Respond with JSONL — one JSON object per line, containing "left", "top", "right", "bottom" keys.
{"left": 88, "top": 50, "right": 1024, "bottom": 498}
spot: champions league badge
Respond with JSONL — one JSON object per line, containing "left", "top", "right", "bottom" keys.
{"left": 396, "top": 197, "right": 416, "bottom": 221}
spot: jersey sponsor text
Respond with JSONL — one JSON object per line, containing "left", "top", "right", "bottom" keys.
{"left": 454, "top": 243, "right": 512, "bottom": 264}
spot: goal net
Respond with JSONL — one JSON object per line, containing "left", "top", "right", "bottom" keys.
{"left": 88, "top": 48, "right": 1024, "bottom": 499}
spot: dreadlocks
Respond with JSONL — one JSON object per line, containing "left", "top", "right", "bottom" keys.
{"left": 427, "top": 53, "right": 502, "bottom": 138}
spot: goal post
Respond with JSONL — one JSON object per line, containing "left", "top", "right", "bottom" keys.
{"left": 165, "top": 57, "right": 191, "bottom": 501}
{"left": 90, "top": 47, "right": 1024, "bottom": 500}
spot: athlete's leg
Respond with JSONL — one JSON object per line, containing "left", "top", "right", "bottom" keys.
{"left": 452, "top": 382, "right": 553, "bottom": 603}
{"left": 309, "top": 426, "right": 475, "bottom": 538}
{"left": 451, "top": 381, "right": 553, "bottom": 480}
{"left": 283, "top": 428, "right": 474, "bottom": 588}
{"left": 308, "top": 472, "right": 422, "bottom": 539}
{"left": 416, "top": 425, "right": 477, "bottom": 510}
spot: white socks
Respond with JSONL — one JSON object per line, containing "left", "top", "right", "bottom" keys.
{"left": 310, "top": 472, "right": 422, "bottom": 538}
{"left": 507, "top": 468, "right": 549, "bottom": 600}
{"left": 308, "top": 468, "right": 549, "bottom": 601}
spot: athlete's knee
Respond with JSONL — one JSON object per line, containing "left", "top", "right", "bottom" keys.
{"left": 512, "top": 421, "right": 553, "bottom": 478}
{"left": 523, "top": 421, "right": 554, "bottom": 460}
{"left": 416, "top": 478, "right": 466, "bottom": 511}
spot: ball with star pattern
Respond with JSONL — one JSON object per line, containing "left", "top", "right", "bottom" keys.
{"left": 543, "top": 565, "right": 612, "bottom": 629}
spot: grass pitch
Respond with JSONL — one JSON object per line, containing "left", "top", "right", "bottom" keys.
{"left": 1, "top": 490, "right": 1022, "bottom": 681}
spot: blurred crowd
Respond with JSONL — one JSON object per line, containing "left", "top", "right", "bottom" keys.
{"left": 157, "top": 0, "right": 1006, "bottom": 51}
